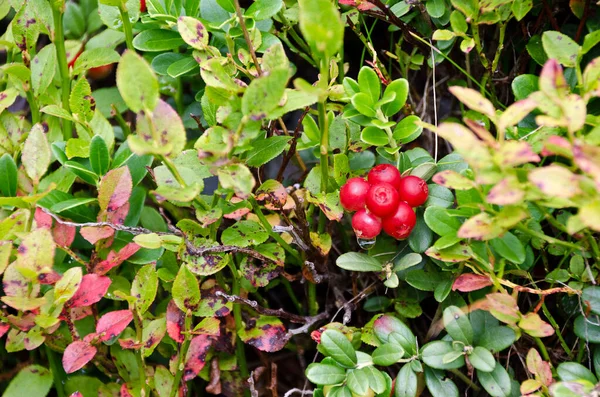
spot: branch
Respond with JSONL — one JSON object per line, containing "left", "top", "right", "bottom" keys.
{"left": 363, "top": 0, "right": 428, "bottom": 51}
{"left": 185, "top": 242, "right": 284, "bottom": 267}
{"left": 215, "top": 291, "right": 329, "bottom": 329}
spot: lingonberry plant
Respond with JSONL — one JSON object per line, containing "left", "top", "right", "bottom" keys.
{"left": 1, "top": 0, "right": 600, "bottom": 396}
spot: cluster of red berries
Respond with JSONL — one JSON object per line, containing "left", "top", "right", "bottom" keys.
{"left": 340, "top": 164, "right": 429, "bottom": 240}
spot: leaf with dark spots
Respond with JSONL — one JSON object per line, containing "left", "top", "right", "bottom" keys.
{"left": 68, "top": 274, "right": 111, "bottom": 308}
{"left": 238, "top": 316, "right": 289, "bottom": 352}
{"left": 142, "top": 318, "right": 166, "bottom": 357}
{"left": 180, "top": 239, "right": 228, "bottom": 276}
{"left": 93, "top": 243, "right": 140, "bottom": 275}
{"left": 192, "top": 317, "right": 221, "bottom": 337}
{"left": 15, "top": 228, "right": 55, "bottom": 280}
{"left": 0, "top": 322, "right": 9, "bottom": 338}
{"left": 194, "top": 279, "right": 232, "bottom": 317}
{"left": 37, "top": 271, "right": 61, "bottom": 285}
{"left": 80, "top": 226, "right": 114, "bottom": 245}
{"left": 96, "top": 310, "right": 133, "bottom": 342}
{"left": 166, "top": 300, "right": 185, "bottom": 343}
{"left": 62, "top": 341, "right": 97, "bottom": 373}
{"left": 97, "top": 167, "right": 132, "bottom": 214}
{"left": 183, "top": 334, "right": 214, "bottom": 380}
{"left": 240, "top": 245, "right": 283, "bottom": 288}
{"left": 106, "top": 202, "right": 130, "bottom": 226}
{"left": 120, "top": 383, "right": 136, "bottom": 397}
{"left": 118, "top": 339, "right": 143, "bottom": 350}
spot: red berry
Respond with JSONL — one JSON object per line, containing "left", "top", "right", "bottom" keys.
{"left": 398, "top": 175, "right": 429, "bottom": 207}
{"left": 368, "top": 164, "right": 402, "bottom": 190}
{"left": 340, "top": 177, "right": 370, "bottom": 212}
{"left": 87, "top": 64, "right": 114, "bottom": 80}
{"left": 68, "top": 49, "right": 82, "bottom": 69}
{"left": 366, "top": 183, "right": 400, "bottom": 217}
{"left": 352, "top": 209, "right": 382, "bottom": 239}
{"left": 382, "top": 202, "right": 416, "bottom": 240}
{"left": 140, "top": 0, "right": 147, "bottom": 12}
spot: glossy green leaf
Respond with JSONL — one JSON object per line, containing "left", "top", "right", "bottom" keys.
{"left": 0, "top": 154, "right": 18, "bottom": 197}
{"left": 443, "top": 306, "right": 473, "bottom": 345}
{"left": 133, "top": 29, "right": 185, "bottom": 52}
{"left": 490, "top": 232, "right": 525, "bottom": 264}
{"left": 372, "top": 343, "right": 404, "bottom": 366}
{"left": 117, "top": 50, "right": 159, "bottom": 113}
{"left": 89, "top": 135, "right": 110, "bottom": 176}
{"left": 321, "top": 329, "right": 357, "bottom": 368}
{"left": 305, "top": 363, "right": 346, "bottom": 385}
{"left": 246, "top": 136, "right": 291, "bottom": 167}
{"left": 421, "top": 341, "right": 465, "bottom": 369}
{"left": 336, "top": 252, "right": 382, "bottom": 272}
{"left": 468, "top": 347, "right": 496, "bottom": 372}
{"left": 477, "top": 362, "right": 512, "bottom": 397}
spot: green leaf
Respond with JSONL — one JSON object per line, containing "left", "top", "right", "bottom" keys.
{"left": 217, "top": 164, "right": 255, "bottom": 199}
{"left": 172, "top": 265, "right": 200, "bottom": 312}
{"left": 131, "top": 265, "right": 158, "bottom": 315}
{"left": 54, "top": 267, "right": 83, "bottom": 305}
{"left": 557, "top": 362, "right": 597, "bottom": 383}
{"left": 426, "top": 0, "right": 445, "bottom": 17}
{"left": 394, "top": 253, "right": 423, "bottom": 272}
{"left": 22, "top": 124, "right": 51, "bottom": 185}
{"left": 424, "top": 367, "right": 459, "bottom": 397}
{"left": 298, "top": 0, "right": 344, "bottom": 59}
{"left": 246, "top": 136, "right": 291, "bottom": 167}
{"left": 131, "top": 99, "right": 187, "bottom": 158}
{"left": 511, "top": 0, "right": 533, "bottom": 21}
{"left": 321, "top": 329, "right": 357, "bottom": 368}
{"left": 177, "top": 16, "right": 209, "bottom": 50}
{"left": 70, "top": 77, "right": 95, "bottom": 123}
{"left": 361, "top": 126, "right": 388, "bottom": 146}
{"left": 583, "top": 287, "right": 600, "bottom": 316}
{"left": 167, "top": 57, "right": 199, "bottom": 78}
{"left": 247, "top": 0, "right": 283, "bottom": 20}
{"left": 490, "top": 232, "right": 525, "bottom": 264}
{"left": 393, "top": 115, "right": 423, "bottom": 144}
{"left": 477, "top": 362, "right": 512, "bottom": 397}
{"left": 372, "top": 343, "right": 405, "bottom": 366}
{"left": 346, "top": 368, "right": 369, "bottom": 395}
{"left": 221, "top": 220, "right": 269, "bottom": 247}
{"left": 394, "top": 365, "right": 418, "bottom": 397}
{"left": 351, "top": 92, "right": 377, "bottom": 117}
{"left": 31, "top": 44, "right": 56, "bottom": 97}
{"left": 64, "top": 161, "right": 99, "bottom": 185}
{"left": 358, "top": 67, "right": 381, "bottom": 103}
{"left": 469, "top": 347, "right": 496, "bottom": 372}
{"left": 477, "top": 326, "right": 516, "bottom": 353}
{"left": 242, "top": 68, "right": 289, "bottom": 120}
{"left": 133, "top": 29, "right": 186, "bottom": 51}
{"left": 305, "top": 363, "right": 346, "bottom": 385}
{"left": 3, "top": 365, "right": 53, "bottom": 397}
{"left": 443, "top": 306, "right": 473, "bottom": 345}
{"left": 421, "top": 341, "right": 465, "bottom": 370}
{"left": 0, "top": 153, "right": 18, "bottom": 197}
{"left": 72, "top": 48, "right": 120, "bottom": 76}
{"left": 117, "top": 50, "right": 159, "bottom": 113}
{"left": 336, "top": 252, "right": 382, "bottom": 272}
{"left": 382, "top": 79, "right": 408, "bottom": 117}
{"left": 542, "top": 31, "right": 581, "bottom": 68}
{"left": 424, "top": 206, "right": 461, "bottom": 235}
{"left": 373, "top": 315, "right": 417, "bottom": 355}
{"left": 582, "top": 30, "right": 600, "bottom": 55}
{"left": 89, "top": 135, "right": 110, "bottom": 176}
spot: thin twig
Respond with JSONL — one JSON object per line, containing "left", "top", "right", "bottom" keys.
{"left": 234, "top": 0, "right": 262, "bottom": 76}
{"left": 215, "top": 291, "right": 328, "bottom": 327}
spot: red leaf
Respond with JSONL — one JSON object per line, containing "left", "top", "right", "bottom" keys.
{"left": 67, "top": 307, "right": 93, "bottom": 321}
{"left": 119, "top": 338, "right": 143, "bottom": 349}
{"left": 68, "top": 274, "right": 112, "bottom": 308}
{"left": 167, "top": 300, "right": 185, "bottom": 343}
{"left": 62, "top": 341, "right": 97, "bottom": 373}
{"left": 98, "top": 167, "right": 133, "bottom": 213}
{"left": 0, "top": 322, "right": 9, "bottom": 338}
{"left": 120, "top": 383, "right": 135, "bottom": 397}
{"left": 94, "top": 243, "right": 140, "bottom": 275}
{"left": 106, "top": 202, "right": 130, "bottom": 225}
{"left": 452, "top": 274, "right": 493, "bottom": 292}
{"left": 34, "top": 208, "right": 53, "bottom": 229}
{"left": 53, "top": 223, "right": 76, "bottom": 247}
{"left": 80, "top": 226, "right": 114, "bottom": 245}
{"left": 70, "top": 392, "right": 83, "bottom": 397}
{"left": 38, "top": 271, "right": 61, "bottom": 285}
{"left": 96, "top": 310, "right": 133, "bottom": 341}
{"left": 184, "top": 334, "right": 213, "bottom": 381}
{"left": 239, "top": 318, "right": 289, "bottom": 352}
